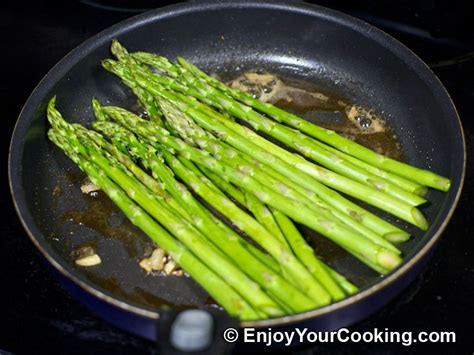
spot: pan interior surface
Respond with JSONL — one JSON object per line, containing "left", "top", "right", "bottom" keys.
{"left": 10, "top": 1, "right": 464, "bottom": 328}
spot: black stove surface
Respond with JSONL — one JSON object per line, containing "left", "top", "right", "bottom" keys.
{"left": 2, "top": 1, "right": 473, "bottom": 353}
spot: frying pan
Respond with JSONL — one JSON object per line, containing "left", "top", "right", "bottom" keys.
{"left": 8, "top": 0, "right": 465, "bottom": 350}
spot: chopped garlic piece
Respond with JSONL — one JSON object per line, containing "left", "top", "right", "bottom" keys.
{"left": 80, "top": 178, "right": 100, "bottom": 194}
{"left": 140, "top": 248, "right": 166, "bottom": 273}
{"left": 164, "top": 260, "right": 177, "bottom": 275}
{"left": 75, "top": 254, "right": 101, "bottom": 267}
{"left": 139, "top": 248, "right": 183, "bottom": 276}
{"left": 139, "top": 258, "right": 153, "bottom": 273}
{"left": 150, "top": 248, "right": 165, "bottom": 270}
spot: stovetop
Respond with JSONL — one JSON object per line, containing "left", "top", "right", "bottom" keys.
{"left": 1, "top": 1, "right": 473, "bottom": 353}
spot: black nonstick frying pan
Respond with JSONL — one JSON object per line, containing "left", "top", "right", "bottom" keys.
{"left": 8, "top": 0, "right": 465, "bottom": 350}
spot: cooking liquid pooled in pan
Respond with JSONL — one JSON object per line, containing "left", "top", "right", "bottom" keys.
{"left": 57, "top": 71, "right": 403, "bottom": 310}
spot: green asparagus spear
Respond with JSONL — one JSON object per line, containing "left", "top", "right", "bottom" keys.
{"left": 96, "top": 105, "right": 401, "bottom": 273}
{"left": 48, "top": 100, "right": 283, "bottom": 317}
{"left": 272, "top": 209, "right": 358, "bottom": 297}
{"left": 199, "top": 166, "right": 357, "bottom": 295}
{"left": 91, "top": 113, "right": 332, "bottom": 305}
{"left": 102, "top": 58, "right": 416, "bottom": 237}
{"left": 129, "top": 62, "right": 427, "bottom": 225}
{"left": 92, "top": 117, "right": 319, "bottom": 312}
{"left": 47, "top": 104, "right": 258, "bottom": 320}
{"left": 156, "top": 97, "right": 402, "bottom": 252}
{"left": 176, "top": 56, "right": 450, "bottom": 191}
{"left": 131, "top": 50, "right": 428, "bottom": 205}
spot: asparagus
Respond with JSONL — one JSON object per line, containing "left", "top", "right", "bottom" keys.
{"left": 157, "top": 97, "right": 402, "bottom": 252}
{"left": 131, "top": 51, "right": 424, "bottom": 198}
{"left": 176, "top": 56, "right": 451, "bottom": 192}
{"left": 210, "top": 172, "right": 345, "bottom": 299}
{"left": 161, "top": 151, "right": 333, "bottom": 303}
{"left": 170, "top": 67, "right": 425, "bottom": 206}
{"left": 310, "top": 139, "right": 428, "bottom": 198}
{"left": 133, "top": 63, "right": 427, "bottom": 224}
{"left": 325, "top": 265, "right": 359, "bottom": 295}
{"left": 97, "top": 106, "right": 401, "bottom": 274}
{"left": 49, "top": 103, "right": 284, "bottom": 317}
{"left": 103, "top": 59, "right": 418, "bottom": 236}
{"left": 91, "top": 112, "right": 333, "bottom": 305}
{"left": 45, "top": 40, "right": 452, "bottom": 317}
{"left": 132, "top": 51, "right": 427, "bottom": 205}
{"left": 272, "top": 209, "right": 358, "bottom": 296}
{"left": 92, "top": 102, "right": 280, "bottom": 273}
{"left": 92, "top": 117, "right": 319, "bottom": 312}
{"left": 47, "top": 105, "right": 258, "bottom": 320}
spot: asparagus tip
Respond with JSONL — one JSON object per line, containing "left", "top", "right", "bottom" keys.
{"left": 176, "top": 56, "right": 187, "bottom": 65}
{"left": 101, "top": 58, "right": 117, "bottom": 72}
{"left": 111, "top": 39, "right": 129, "bottom": 60}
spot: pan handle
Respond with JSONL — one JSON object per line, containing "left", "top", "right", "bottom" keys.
{"left": 157, "top": 309, "right": 240, "bottom": 355}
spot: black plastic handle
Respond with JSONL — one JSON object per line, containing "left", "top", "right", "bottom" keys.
{"left": 157, "top": 309, "right": 240, "bottom": 355}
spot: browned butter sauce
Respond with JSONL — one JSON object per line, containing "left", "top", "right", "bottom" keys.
{"left": 228, "top": 71, "right": 402, "bottom": 160}
{"left": 60, "top": 71, "right": 402, "bottom": 309}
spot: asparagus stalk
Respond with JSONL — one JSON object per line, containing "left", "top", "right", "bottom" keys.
{"left": 102, "top": 58, "right": 416, "bottom": 237}
{"left": 176, "top": 56, "right": 451, "bottom": 192}
{"left": 272, "top": 209, "right": 358, "bottom": 296}
{"left": 48, "top": 102, "right": 284, "bottom": 317}
{"left": 310, "top": 139, "right": 428, "bottom": 197}
{"left": 86, "top": 142, "right": 284, "bottom": 316}
{"left": 47, "top": 106, "right": 258, "bottom": 320}
{"left": 199, "top": 168, "right": 344, "bottom": 300}
{"left": 324, "top": 265, "right": 359, "bottom": 296}
{"left": 161, "top": 151, "right": 332, "bottom": 304}
{"left": 130, "top": 51, "right": 424, "bottom": 197}
{"left": 157, "top": 97, "right": 402, "bottom": 252}
{"left": 97, "top": 106, "right": 401, "bottom": 273}
{"left": 174, "top": 157, "right": 283, "bottom": 274}
{"left": 92, "top": 118, "right": 319, "bottom": 312}
{"left": 131, "top": 50, "right": 427, "bottom": 205}
{"left": 91, "top": 111, "right": 332, "bottom": 304}
{"left": 135, "top": 63, "right": 427, "bottom": 224}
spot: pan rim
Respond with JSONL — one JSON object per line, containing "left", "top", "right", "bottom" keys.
{"left": 8, "top": 0, "right": 466, "bottom": 328}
